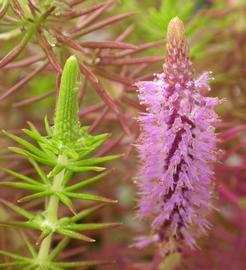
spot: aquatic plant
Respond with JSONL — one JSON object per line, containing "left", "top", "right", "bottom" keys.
{"left": 0, "top": 56, "right": 120, "bottom": 269}
{"left": 0, "top": 1, "right": 246, "bottom": 269}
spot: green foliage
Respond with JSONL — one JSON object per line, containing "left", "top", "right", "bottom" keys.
{"left": 119, "top": 0, "right": 202, "bottom": 38}
{"left": 138, "top": 0, "right": 195, "bottom": 38}
{"left": 119, "top": 0, "right": 229, "bottom": 59}
{"left": 0, "top": 56, "right": 120, "bottom": 269}
{"left": 53, "top": 56, "right": 80, "bottom": 145}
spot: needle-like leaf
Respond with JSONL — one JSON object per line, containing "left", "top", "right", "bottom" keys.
{"left": 0, "top": 167, "right": 40, "bottom": 185}
{"left": 71, "top": 204, "right": 104, "bottom": 223}
{"left": 0, "top": 250, "right": 31, "bottom": 261}
{"left": 71, "top": 12, "right": 136, "bottom": 38}
{"left": 22, "top": 128, "right": 43, "bottom": 143}
{"left": 73, "top": 154, "right": 121, "bottom": 167}
{"left": 0, "top": 221, "right": 39, "bottom": 230}
{"left": 17, "top": 191, "right": 53, "bottom": 203}
{"left": 48, "top": 238, "right": 70, "bottom": 261}
{"left": 0, "top": 261, "right": 29, "bottom": 267}
{"left": 55, "top": 192, "right": 76, "bottom": 215}
{"left": 65, "top": 192, "right": 117, "bottom": 203}
{"left": 44, "top": 116, "right": 52, "bottom": 136}
{"left": 66, "top": 171, "right": 110, "bottom": 192}
{"left": 9, "top": 147, "right": 55, "bottom": 166}
{"left": 0, "top": 182, "right": 45, "bottom": 192}
{"left": 28, "top": 159, "right": 50, "bottom": 184}
{"left": 0, "top": 199, "right": 33, "bottom": 219}
{"left": 64, "top": 222, "right": 121, "bottom": 231}
{"left": 56, "top": 228, "right": 95, "bottom": 242}
{"left": 65, "top": 164, "right": 105, "bottom": 173}
{"left": 20, "top": 231, "right": 37, "bottom": 258}
{"left": 3, "top": 131, "right": 48, "bottom": 158}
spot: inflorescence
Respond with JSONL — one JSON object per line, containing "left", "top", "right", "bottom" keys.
{"left": 135, "top": 17, "right": 221, "bottom": 249}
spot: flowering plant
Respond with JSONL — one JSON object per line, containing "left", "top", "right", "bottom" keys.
{"left": 0, "top": 1, "right": 246, "bottom": 269}
{"left": 0, "top": 56, "right": 120, "bottom": 269}
{"left": 135, "top": 17, "right": 221, "bottom": 251}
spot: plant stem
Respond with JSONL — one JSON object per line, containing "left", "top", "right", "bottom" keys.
{"left": 37, "top": 195, "right": 59, "bottom": 261}
{"left": 37, "top": 158, "right": 66, "bottom": 266}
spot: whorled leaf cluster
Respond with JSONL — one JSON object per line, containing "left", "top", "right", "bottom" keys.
{"left": 0, "top": 56, "right": 120, "bottom": 269}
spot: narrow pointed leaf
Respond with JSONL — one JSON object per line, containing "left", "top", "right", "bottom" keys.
{"left": 9, "top": 147, "right": 55, "bottom": 166}
{"left": 89, "top": 133, "right": 109, "bottom": 143}
{"left": 20, "top": 231, "right": 37, "bottom": 258}
{"left": 22, "top": 129, "right": 43, "bottom": 142}
{"left": 28, "top": 159, "right": 50, "bottom": 184}
{"left": 65, "top": 222, "right": 121, "bottom": 231}
{"left": 72, "top": 12, "right": 136, "bottom": 37}
{"left": 0, "top": 221, "right": 39, "bottom": 230}
{"left": 0, "top": 168, "right": 39, "bottom": 185}
{"left": 44, "top": 116, "right": 52, "bottom": 136}
{"left": 77, "top": 149, "right": 97, "bottom": 160}
{"left": 63, "top": 2, "right": 106, "bottom": 18}
{"left": 56, "top": 192, "right": 76, "bottom": 215}
{"left": 0, "top": 199, "right": 33, "bottom": 219}
{"left": 79, "top": 132, "right": 108, "bottom": 143}
{"left": 0, "top": 4, "right": 56, "bottom": 68}
{"left": 71, "top": 204, "right": 104, "bottom": 223}
{"left": 0, "top": 250, "right": 31, "bottom": 261}
{"left": 48, "top": 165, "right": 65, "bottom": 178}
{"left": 80, "top": 40, "right": 137, "bottom": 50}
{"left": 74, "top": 155, "right": 121, "bottom": 167}
{"left": 64, "top": 148, "right": 79, "bottom": 160}
{"left": 56, "top": 228, "right": 95, "bottom": 242}
{"left": 13, "top": 91, "right": 55, "bottom": 107}
{"left": 66, "top": 165, "right": 105, "bottom": 173}
{"left": 38, "top": 141, "right": 58, "bottom": 156}
{"left": 0, "top": 182, "right": 45, "bottom": 192}
{"left": 65, "top": 192, "right": 117, "bottom": 203}
{"left": 3, "top": 131, "right": 48, "bottom": 158}
{"left": 66, "top": 165, "right": 105, "bottom": 172}
{"left": 18, "top": 191, "right": 53, "bottom": 203}
{"left": 27, "top": 121, "right": 41, "bottom": 136}
{"left": 62, "top": 170, "right": 73, "bottom": 186}
{"left": 0, "top": 28, "right": 32, "bottom": 69}
{"left": 36, "top": 231, "right": 51, "bottom": 246}
{"left": 48, "top": 238, "right": 69, "bottom": 260}
{"left": 0, "top": 261, "right": 29, "bottom": 267}
{"left": 66, "top": 171, "right": 110, "bottom": 192}
{"left": 77, "top": 138, "right": 109, "bottom": 159}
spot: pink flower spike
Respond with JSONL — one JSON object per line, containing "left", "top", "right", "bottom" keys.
{"left": 135, "top": 17, "right": 220, "bottom": 250}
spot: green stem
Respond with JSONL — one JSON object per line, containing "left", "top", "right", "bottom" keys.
{"left": 37, "top": 195, "right": 59, "bottom": 261}
{"left": 37, "top": 156, "right": 66, "bottom": 266}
